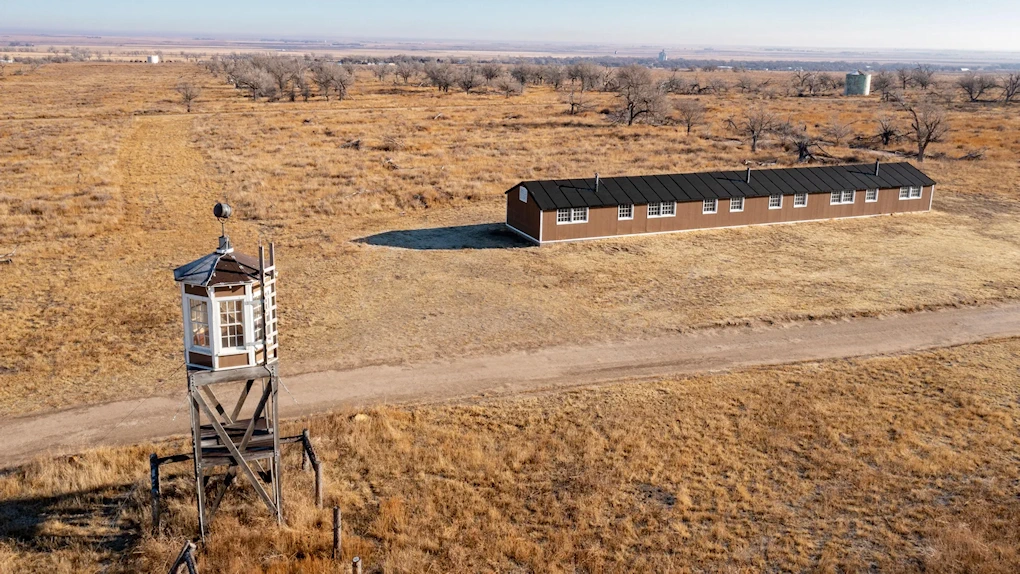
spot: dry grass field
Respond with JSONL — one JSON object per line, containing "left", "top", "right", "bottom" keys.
{"left": 2, "top": 338, "right": 1019, "bottom": 572}
{"left": 2, "top": 61, "right": 1019, "bottom": 416}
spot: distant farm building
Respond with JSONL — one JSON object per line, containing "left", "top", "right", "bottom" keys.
{"left": 147, "top": 55, "right": 160, "bottom": 64}
{"left": 845, "top": 71, "right": 872, "bottom": 95}
{"left": 505, "top": 162, "right": 935, "bottom": 245}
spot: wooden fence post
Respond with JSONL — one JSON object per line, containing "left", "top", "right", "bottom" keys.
{"left": 150, "top": 453, "right": 161, "bottom": 536}
{"left": 183, "top": 542, "right": 199, "bottom": 574}
{"left": 169, "top": 540, "right": 198, "bottom": 574}
{"left": 352, "top": 556, "right": 362, "bottom": 574}
{"left": 301, "top": 429, "right": 310, "bottom": 471}
{"left": 332, "top": 506, "right": 341, "bottom": 560}
{"left": 303, "top": 430, "right": 323, "bottom": 508}
{"left": 315, "top": 462, "right": 323, "bottom": 508}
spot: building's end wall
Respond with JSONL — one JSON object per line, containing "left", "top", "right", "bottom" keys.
{"left": 506, "top": 186, "right": 542, "bottom": 243}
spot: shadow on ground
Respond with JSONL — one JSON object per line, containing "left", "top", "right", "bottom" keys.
{"left": 356, "top": 223, "right": 533, "bottom": 250}
{"left": 0, "top": 482, "right": 141, "bottom": 555}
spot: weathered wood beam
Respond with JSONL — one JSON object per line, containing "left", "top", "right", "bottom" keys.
{"left": 206, "top": 466, "right": 237, "bottom": 522}
{"left": 189, "top": 365, "right": 271, "bottom": 387}
{"left": 189, "top": 392, "right": 207, "bottom": 540}
{"left": 201, "top": 386, "right": 232, "bottom": 425}
{"left": 230, "top": 379, "right": 255, "bottom": 421}
{"left": 194, "top": 392, "right": 278, "bottom": 516}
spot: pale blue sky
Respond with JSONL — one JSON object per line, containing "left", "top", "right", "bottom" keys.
{"left": 4, "top": 0, "right": 1019, "bottom": 51}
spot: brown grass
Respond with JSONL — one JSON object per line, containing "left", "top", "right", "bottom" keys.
{"left": 2, "top": 339, "right": 1019, "bottom": 572}
{"left": 2, "top": 63, "right": 1020, "bottom": 416}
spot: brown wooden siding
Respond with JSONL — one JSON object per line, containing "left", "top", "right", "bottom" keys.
{"left": 184, "top": 284, "right": 208, "bottom": 297}
{"left": 538, "top": 186, "right": 932, "bottom": 243}
{"left": 188, "top": 352, "right": 213, "bottom": 368}
{"left": 218, "top": 353, "right": 250, "bottom": 368}
{"left": 214, "top": 285, "right": 246, "bottom": 296}
{"left": 506, "top": 186, "right": 542, "bottom": 242}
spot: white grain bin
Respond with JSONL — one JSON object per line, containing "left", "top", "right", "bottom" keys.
{"left": 147, "top": 55, "right": 160, "bottom": 64}
{"left": 845, "top": 70, "right": 871, "bottom": 96}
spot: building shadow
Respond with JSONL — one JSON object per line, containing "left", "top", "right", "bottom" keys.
{"left": 0, "top": 482, "right": 142, "bottom": 555}
{"left": 356, "top": 223, "right": 533, "bottom": 250}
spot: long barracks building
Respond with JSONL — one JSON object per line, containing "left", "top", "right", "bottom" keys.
{"left": 505, "top": 161, "right": 935, "bottom": 245}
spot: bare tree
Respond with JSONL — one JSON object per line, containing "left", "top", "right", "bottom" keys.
{"left": 545, "top": 65, "right": 565, "bottom": 90}
{"left": 480, "top": 63, "right": 502, "bottom": 85}
{"left": 566, "top": 61, "right": 600, "bottom": 92}
{"left": 298, "top": 74, "right": 313, "bottom": 101}
{"left": 674, "top": 99, "right": 706, "bottom": 135}
{"left": 779, "top": 124, "right": 821, "bottom": 162}
{"left": 261, "top": 55, "right": 300, "bottom": 96}
{"left": 876, "top": 116, "right": 900, "bottom": 146}
{"left": 818, "top": 73, "right": 843, "bottom": 93}
{"left": 898, "top": 99, "right": 950, "bottom": 161}
{"left": 510, "top": 62, "right": 536, "bottom": 86}
{"left": 495, "top": 76, "right": 523, "bottom": 98}
{"left": 424, "top": 62, "right": 456, "bottom": 92}
{"left": 896, "top": 67, "right": 913, "bottom": 90}
{"left": 232, "top": 61, "right": 277, "bottom": 101}
{"left": 871, "top": 71, "right": 895, "bottom": 100}
{"left": 1002, "top": 73, "right": 1020, "bottom": 104}
{"left": 912, "top": 64, "right": 936, "bottom": 90}
{"left": 457, "top": 66, "right": 481, "bottom": 93}
{"left": 793, "top": 70, "right": 821, "bottom": 96}
{"left": 0, "top": 59, "right": 6, "bottom": 78}
{"left": 310, "top": 61, "right": 353, "bottom": 101}
{"left": 822, "top": 116, "right": 855, "bottom": 146}
{"left": 371, "top": 64, "right": 391, "bottom": 82}
{"left": 727, "top": 105, "right": 779, "bottom": 152}
{"left": 613, "top": 65, "right": 668, "bottom": 126}
{"left": 565, "top": 89, "right": 587, "bottom": 115}
{"left": 735, "top": 74, "right": 756, "bottom": 93}
{"left": 957, "top": 72, "right": 999, "bottom": 102}
{"left": 330, "top": 64, "right": 355, "bottom": 100}
{"left": 175, "top": 81, "right": 201, "bottom": 112}
{"left": 394, "top": 61, "right": 419, "bottom": 84}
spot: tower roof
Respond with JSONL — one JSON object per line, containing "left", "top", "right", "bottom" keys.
{"left": 174, "top": 245, "right": 260, "bottom": 287}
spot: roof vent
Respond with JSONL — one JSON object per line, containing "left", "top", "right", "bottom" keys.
{"left": 746, "top": 167, "right": 752, "bottom": 184}
{"left": 874, "top": 160, "right": 880, "bottom": 176}
{"left": 594, "top": 172, "right": 600, "bottom": 193}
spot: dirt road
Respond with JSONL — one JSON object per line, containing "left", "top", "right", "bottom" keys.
{"left": 3, "top": 302, "right": 1019, "bottom": 467}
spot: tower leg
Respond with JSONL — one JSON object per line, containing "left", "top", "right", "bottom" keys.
{"left": 271, "top": 369, "right": 284, "bottom": 524}
{"left": 189, "top": 382, "right": 207, "bottom": 540}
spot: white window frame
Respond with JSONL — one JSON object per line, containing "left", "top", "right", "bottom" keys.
{"left": 556, "top": 206, "right": 588, "bottom": 224}
{"left": 702, "top": 198, "right": 717, "bottom": 214}
{"left": 768, "top": 194, "right": 783, "bottom": 210}
{"left": 184, "top": 295, "right": 212, "bottom": 353}
{"left": 865, "top": 189, "right": 879, "bottom": 202}
{"left": 218, "top": 298, "right": 247, "bottom": 351}
{"left": 794, "top": 193, "right": 807, "bottom": 208}
{"left": 618, "top": 204, "right": 633, "bottom": 220}
{"left": 831, "top": 190, "right": 855, "bottom": 205}
{"left": 649, "top": 201, "right": 677, "bottom": 218}
{"left": 900, "top": 186, "right": 922, "bottom": 200}
{"left": 729, "top": 196, "right": 744, "bottom": 212}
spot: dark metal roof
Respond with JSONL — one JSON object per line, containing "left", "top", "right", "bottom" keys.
{"left": 174, "top": 246, "right": 260, "bottom": 287}
{"left": 508, "top": 162, "right": 936, "bottom": 211}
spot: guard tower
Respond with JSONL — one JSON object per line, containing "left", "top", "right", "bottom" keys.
{"left": 172, "top": 203, "right": 282, "bottom": 538}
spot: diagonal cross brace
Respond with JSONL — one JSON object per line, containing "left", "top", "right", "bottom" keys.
{"left": 194, "top": 391, "right": 279, "bottom": 518}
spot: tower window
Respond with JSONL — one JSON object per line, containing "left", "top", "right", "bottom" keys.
{"left": 189, "top": 299, "right": 209, "bottom": 348}
{"left": 219, "top": 300, "right": 245, "bottom": 349}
